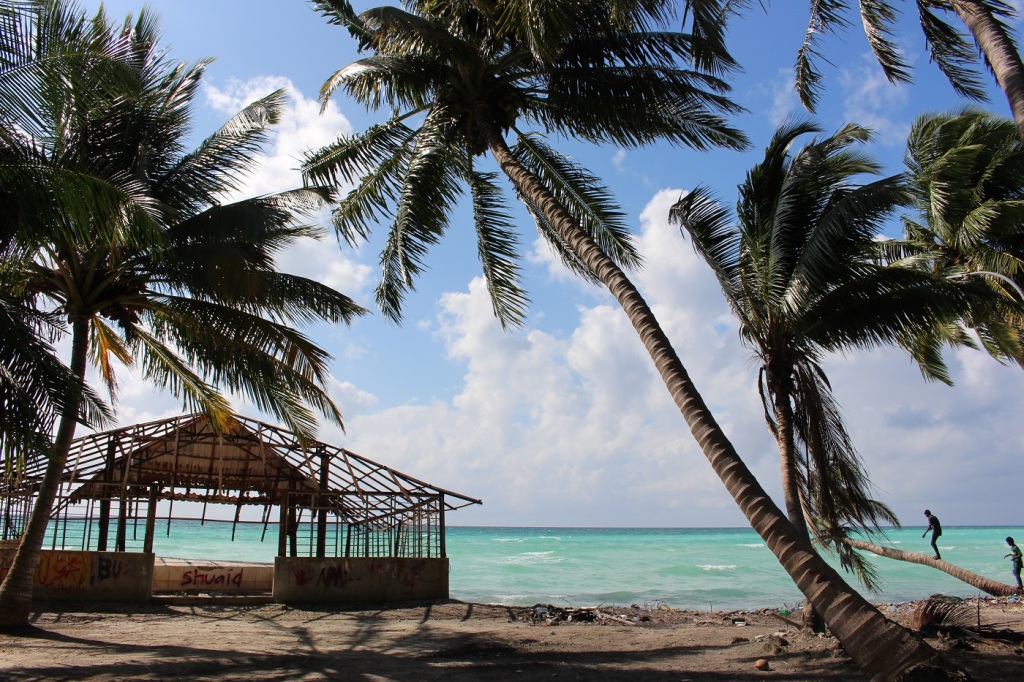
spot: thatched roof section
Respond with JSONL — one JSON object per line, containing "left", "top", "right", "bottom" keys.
{"left": 14, "top": 414, "right": 480, "bottom": 524}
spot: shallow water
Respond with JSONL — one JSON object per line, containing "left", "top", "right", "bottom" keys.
{"left": 46, "top": 522, "right": 1021, "bottom": 611}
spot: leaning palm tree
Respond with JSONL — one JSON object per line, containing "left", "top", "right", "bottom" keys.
{"left": 305, "top": 1, "right": 956, "bottom": 676}
{"left": 841, "top": 535, "right": 1020, "bottom": 596}
{"left": 0, "top": 1, "right": 366, "bottom": 626}
{"left": 682, "top": 1, "right": 1024, "bottom": 141}
{"left": 669, "top": 119, "right": 989, "bottom": 622}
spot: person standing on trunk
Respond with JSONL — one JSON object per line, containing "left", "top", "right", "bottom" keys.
{"left": 922, "top": 510, "right": 942, "bottom": 560}
{"left": 1005, "top": 537, "right": 1023, "bottom": 590}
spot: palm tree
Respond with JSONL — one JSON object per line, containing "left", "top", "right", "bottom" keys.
{"left": 0, "top": 0, "right": 135, "bottom": 463}
{"left": 669, "top": 119, "right": 989, "bottom": 625}
{"left": 841, "top": 536, "right": 1019, "bottom": 596}
{"left": 899, "top": 108, "right": 1024, "bottom": 365}
{"left": 681, "top": 1, "right": 1024, "bottom": 141}
{"left": 305, "top": 1, "right": 956, "bottom": 676}
{"left": 0, "top": 1, "right": 366, "bottom": 626}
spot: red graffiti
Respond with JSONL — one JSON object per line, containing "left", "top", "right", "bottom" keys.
{"left": 180, "top": 568, "right": 243, "bottom": 588}
{"left": 37, "top": 553, "right": 90, "bottom": 588}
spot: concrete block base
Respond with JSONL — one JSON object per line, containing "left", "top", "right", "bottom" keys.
{"left": 273, "top": 556, "right": 449, "bottom": 603}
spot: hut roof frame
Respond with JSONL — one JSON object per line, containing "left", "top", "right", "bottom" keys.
{"left": 7, "top": 413, "right": 480, "bottom": 527}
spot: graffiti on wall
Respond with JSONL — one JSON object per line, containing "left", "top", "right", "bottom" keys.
{"left": 37, "top": 552, "right": 91, "bottom": 588}
{"left": 316, "top": 563, "right": 352, "bottom": 588}
{"left": 180, "top": 566, "right": 244, "bottom": 589}
{"left": 0, "top": 550, "right": 144, "bottom": 597}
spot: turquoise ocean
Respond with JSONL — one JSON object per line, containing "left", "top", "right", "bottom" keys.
{"left": 110, "top": 523, "right": 1023, "bottom": 611}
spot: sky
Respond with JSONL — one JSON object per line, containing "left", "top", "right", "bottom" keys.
{"left": 72, "top": 0, "right": 1024, "bottom": 529}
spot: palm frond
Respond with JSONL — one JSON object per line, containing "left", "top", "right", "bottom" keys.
{"left": 514, "top": 133, "right": 639, "bottom": 271}
{"left": 303, "top": 118, "right": 416, "bottom": 246}
{"left": 670, "top": 186, "right": 743, "bottom": 294}
{"left": 794, "top": 0, "right": 849, "bottom": 111}
{"left": 857, "top": 0, "right": 912, "bottom": 86}
{"left": 468, "top": 167, "right": 529, "bottom": 329}
{"left": 539, "top": 63, "right": 748, "bottom": 150}
{"left": 679, "top": 0, "right": 753, "bottom": 76}
{"left": 159, "top": 88, "right": 284, "bottom": 215}
{"left": 918, "top": 4, "right": 988, "bottom": 101}
{"left": 376, "top": 110, "right": 463, "bottom": 322}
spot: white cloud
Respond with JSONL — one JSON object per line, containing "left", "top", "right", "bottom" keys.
{"left": 337, "top": 186, "right": 1024, "bottom": 530}
{"left": 204, "top": 76, "right": 354, "bottom": 199}
{"left": 611, "top": 148, "right": 627, "bottom": 173}
{"left": 339, "top": 188, "right": 779, "bottom": 527}
{"left": 839, "top": 55, "right": 911, "bottom": 146}
{"left": 765, "top": 68, "right": 800, "bottom": 127}
{"left": 80, "top": 176, "right": 1024, "bottom": 530}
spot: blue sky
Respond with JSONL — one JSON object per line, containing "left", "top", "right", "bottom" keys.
{"left": 76, "top": 0, "right": 1024, "bottom": 529}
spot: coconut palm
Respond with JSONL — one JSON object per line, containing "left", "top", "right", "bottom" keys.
{"left": 305, "top": 1, "right": 956, "bottom": 676}
{"left": 669, "top": 119, "right": 988, "bottom": 613}
{"left": 681, "top": 1, "right": 1024, "bottom": 141}
{"left": 0, "top": 0, "right": 135, "bottom": 460}
{"left": 842, "top": 536, "right": 1020, "bottom": 596}
{"left": 0, "top": 1, "right": 367, "bottom": 626}
{"left": 899, "top": 108, "right": 1024, "bottom": 365}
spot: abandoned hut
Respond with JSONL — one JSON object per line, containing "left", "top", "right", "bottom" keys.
{"left": 0, "top": 413, "right": 480, "bottom": 603}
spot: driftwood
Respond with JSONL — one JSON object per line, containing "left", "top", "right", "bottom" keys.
{"left": 596, "top": 610, "right": 638, "bottom": 626}
{"left": 765, "top": 610, "right": 803, "bottom": 629}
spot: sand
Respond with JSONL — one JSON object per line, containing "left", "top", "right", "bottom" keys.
{"left": 1, "top": 597, "right": 1023, "bottom": 680}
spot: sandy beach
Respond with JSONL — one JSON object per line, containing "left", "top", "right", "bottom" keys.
{"left": 2, "top": 597, "right": 1023, "bottom": 680}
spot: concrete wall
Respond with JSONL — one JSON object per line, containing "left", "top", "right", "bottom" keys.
{"left": 0, "top": 549, "right": 153, "bottom": 601}
{"left": 153, "top": 558, "right": 273, "bottom": 593}
{"left": 273, "top": 557, "right": 449, "bottom": 603}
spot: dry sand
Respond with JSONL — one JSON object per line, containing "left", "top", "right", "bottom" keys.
{"left": 1, "top": 597, "right": 1023, "bottom": 680}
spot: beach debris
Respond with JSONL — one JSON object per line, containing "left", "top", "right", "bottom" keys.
{"left": 529, "top": 604, "right": 610, "bottom": 625}
{"left": 765, "top": 610, "right": 802, "bottom": 629}
{"left": 754, "top": 658, "right": 770, "bottom": 671}
{"left": 760, "top": 634, "right": 789, "bottom": 655}
{"left": 731, "top": 617, "right": 747, "bottom": 627}
{"left": 909, "top": 595, "right": 975, "bottom": 632}
{"left": 597, "top": 611, "right": 639, "bottom": 626}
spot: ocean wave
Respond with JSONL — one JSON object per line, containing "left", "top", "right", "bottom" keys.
{"left": 500, "top": 551, "right": 564, "bottom": 565}
{"left": 494, "top": 538, "right": 525, "bottom": 543}
{"left": 537, "top": 536, "right": 562, "bottom": 541}
{"left": 491, "top": 594, "right": 532, "bottom": 605}
{"left": 697, "top": 564, "right": 737, "bottom": 571}
{"left": 738, "top": 543, "right": 765, "bottom": 548}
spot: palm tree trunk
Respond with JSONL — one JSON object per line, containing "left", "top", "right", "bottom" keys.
{"left": 0, "top": 317, "right": 89, "bottom": 628}
{"left": 951, "top": 0, "right": 1024, "bottom": 142}
{"left": 769, "top": 383, "right": 809, "bottom": 536}
{"left": 843, "top": 537, "right": 1017, "bottom": 597}
{"left": 475, "top": 108, "right": 954, "bottom": 680}
{"left": 770, "top": 387, "right": 825, "bottom": 631}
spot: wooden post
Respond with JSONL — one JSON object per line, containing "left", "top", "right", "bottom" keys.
{"left": 97, "top": 436, "right": 117, "bottom": 551}
{"left": 143, "top": 484, "right": 159, "bottom": 553}
{"left": 439, "top": 497, "right": 446, "bottom": 558}
{"left": 277, "top": 491, "right": 288, "bottom": 558}
{"left": 288, "top": 481, "right": 298, "bottom": 557}
{"left": 316, "top": 448, "right": 328, "bottom": 558}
